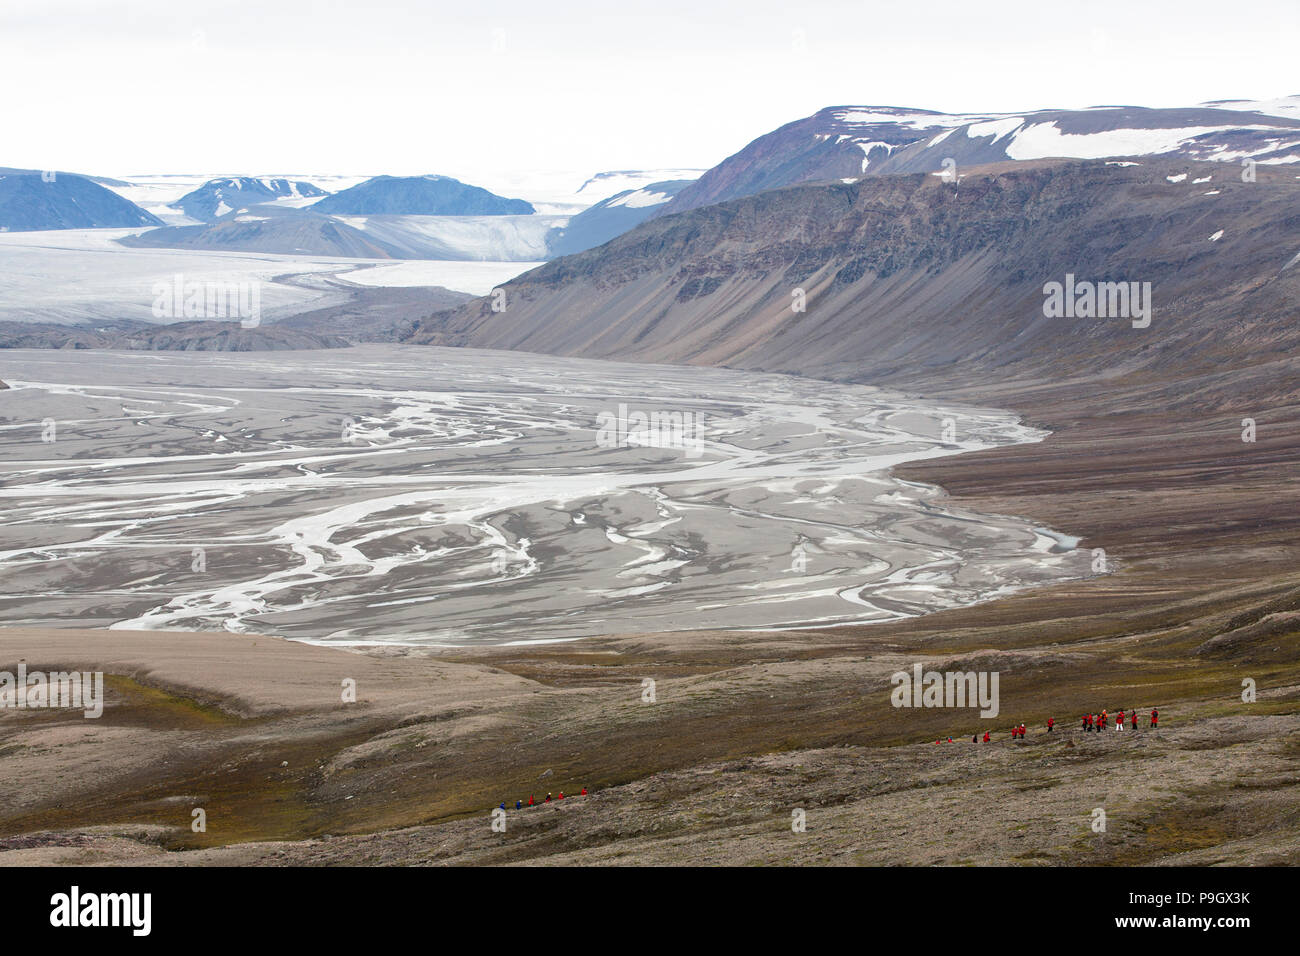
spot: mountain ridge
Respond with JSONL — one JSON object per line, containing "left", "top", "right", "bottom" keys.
{"left": 658, "top": 99, "right": 1300, "bottom": 217}
{"left": 408, "top": 156, "right": 1300, "bottom": 406}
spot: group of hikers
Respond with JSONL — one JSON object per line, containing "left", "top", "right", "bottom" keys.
{"left": 1080, "top": 707, "right": 1158, "bottom": 732}
{"left": 499, "top": 787, "right": 588, "bottom": 812}
{"left": 935, "top": 708, "right": 1160, "bottom": 744}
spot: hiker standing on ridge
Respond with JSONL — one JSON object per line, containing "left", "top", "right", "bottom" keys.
{"left": 1117, "top": 709, "right": 1125, "bottom": 732}
{"left": 1047, "top": 717, "right": 1055, "bottom": 733}
{"left": 528, "top": 794, "right": 535, "bottom": 807}
{"left": 1130, "top": 708, "right": 1138, "bottom": 732}
{"left": 983, "top": 731, "right": 990, "bottom": 743}
{"left": 1150, "top": 707, "right": 1159, "bottom": 728}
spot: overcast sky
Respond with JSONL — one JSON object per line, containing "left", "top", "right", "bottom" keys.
{"left": 4, "top": 0, "right": 1298, "bottom": 188}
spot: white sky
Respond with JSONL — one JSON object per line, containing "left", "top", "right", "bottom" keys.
{"left": 3, "top": 0, "right": 1298, "bottom": 190}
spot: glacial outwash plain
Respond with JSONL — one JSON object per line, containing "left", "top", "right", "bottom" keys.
{"left": 2, "top": 135, "right": 1300, "bottom": 865}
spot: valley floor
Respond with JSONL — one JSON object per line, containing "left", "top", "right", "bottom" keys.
{"left": 2, "top": 368, "right": 1298, "bottom": 865}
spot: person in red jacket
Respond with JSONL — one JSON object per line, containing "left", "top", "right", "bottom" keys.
{"left": 1150, "top": 707, "right": 1158, "bottom": 728}
{"left": 1129, "top": 708, "right": 1138, "bottom": 732}
{"left": 545, "top": 792, "right": 552, "bottom": 803}
{"left": 1047, "top": 717, "right": 1055, "bottom": 733}
{"left": 528, "top": 794, "right": 535, "bottom": 807}
{"left": 1117, "top": 709, "right": 1125, "bottom": 731}
{"left": 558, "top": 791, "right": 565, "bottom": 800}
{"left": 983, "top": 731, "right": 990, "bottom": 743}
{"left": 580, "top": 787, "right": 587, "bottom": 796}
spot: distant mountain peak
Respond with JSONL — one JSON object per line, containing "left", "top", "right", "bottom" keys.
{"left": 171, "top": 177, "right": 329, "bottom": 222}
{"left": 0, "top": 170, "right": 162, "bottom": 232}
{"left": 311, "top": 175, "right": 534, "bottom": 216}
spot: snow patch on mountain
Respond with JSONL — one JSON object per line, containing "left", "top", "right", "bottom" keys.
{"left": 856, "top": 141, "right": 898, "bottom": 171}
{"left": 1007, "top": 124, "right": 1241, "bottom": 160}
{"left": 574, "top": 170, "right": 705, "bottom": 204}
{"left": 605, "top": 188, "right": 674, "bottom": 209}
{"left": 967, "top": 117, "right": 1024, "bottom": 141}
{"left": 1202, "top": 95, "right": 1300, "bottom": 120}
{"left": 832, "top": 108, "right": 995, "bottom": 129}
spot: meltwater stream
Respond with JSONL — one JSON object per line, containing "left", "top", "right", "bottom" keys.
{"left": 0, "top": 345, "right": 1091, "bottom": 645}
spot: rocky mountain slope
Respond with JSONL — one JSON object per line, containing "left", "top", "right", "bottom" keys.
{"left": 0, "top": 169, "right": 162, "bottom": 231}
{"left": 409, "top": 157, "right": 1300, "bottom": 400}
{"left": 659, "top": 100, "right": 1300, "bottom": 216}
